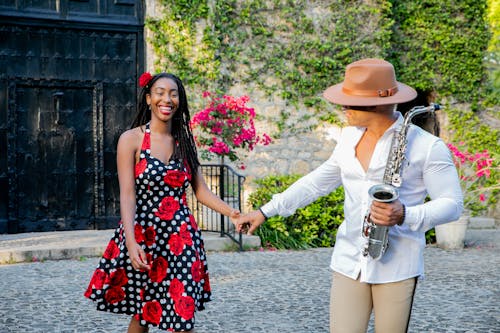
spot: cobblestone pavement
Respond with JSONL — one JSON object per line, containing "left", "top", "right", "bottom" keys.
{"left": 0, "top": 242, "right": 498, "bottom": 332}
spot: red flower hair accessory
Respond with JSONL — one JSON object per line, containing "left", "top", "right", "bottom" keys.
{"left": 139, "top": 72, "right": 153, "bottom": 88}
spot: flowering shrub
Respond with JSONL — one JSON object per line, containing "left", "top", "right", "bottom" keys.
{"left": 447, "top": 142, "right": 498, "bottom": 214}
{"left": 191, "top": 92, "right": 271, "bottom": 166}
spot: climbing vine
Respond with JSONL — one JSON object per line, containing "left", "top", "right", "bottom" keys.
{"left": 146, "top": 0, "right": 497, "bottom": 154}
{"left": 389, "top": 0, "right": 491, "bottom": 103}
{"left": 146, "top": 0, "right": 220, "bottom": 109}
{"left": 212, "top": 0, "right": 394, "bottom": 128}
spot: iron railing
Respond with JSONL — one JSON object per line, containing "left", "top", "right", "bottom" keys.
{"left": 187, "top": 164, "right": 246, "bottom": 250}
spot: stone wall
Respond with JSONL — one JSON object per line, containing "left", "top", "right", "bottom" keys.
{"left": 143, "top": 0, "right": 343, "bottom": 211}
{"left": 142, "top": 1, "right": 498, "bottom": 221}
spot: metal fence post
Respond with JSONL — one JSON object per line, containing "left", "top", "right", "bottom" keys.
{"left": 219, "top": 164, "right": 225, "bottom": 237}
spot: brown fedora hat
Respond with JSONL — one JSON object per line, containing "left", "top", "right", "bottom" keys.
{"left": 323, "top": 58, "right": 417, "bottom": 106}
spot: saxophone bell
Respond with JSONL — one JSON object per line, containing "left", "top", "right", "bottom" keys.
{"left": 362, "top": 184, "right": 399, "bottom": 260}
{"left": 369, "top": 184, "right": 399, "bottom": 202}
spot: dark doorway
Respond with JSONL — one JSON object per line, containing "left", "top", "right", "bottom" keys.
{"left": 13, "top": 82, "right": 97, "bottom": 232}
{"left": 0, "top": 1, "right": 144, "bottom": 233}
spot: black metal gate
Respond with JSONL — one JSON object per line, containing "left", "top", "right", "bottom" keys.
{"left": 0, "top": 1, "right": 144, "bottom": 233}
{"left": 188, "top": 164, "right": 246, "bottom": 250}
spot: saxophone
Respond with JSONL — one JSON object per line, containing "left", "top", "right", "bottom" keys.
{"left": 362, "top": 104, "right": 441, "bottom": 260}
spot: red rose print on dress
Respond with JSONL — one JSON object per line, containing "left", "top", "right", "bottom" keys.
{"left": 142, "top": 300, "right": 163, "bottom": 325}
{"left": 135, "top": 158, "right": 147, "bottom": 178}
{"left": 104, "top": 286, "right": 125, "bottom": 304}
{"left": 155, "top": 197, "right": 180, "bottom": 221}
{"left": 163, "top": 170, "right": 187, "bottom": 188}
{"left": 134, "top": 223, "right": 145, "bottom": 243}
{"left": 103, "top": 240, "right": 120, "bottom": 260}
{"left": 149, "top": 257, "right": 168, "bottom": 283}
{"left": 191, "top": 259, "right": 204, "bottom": 283}
{"left": 188, "top": 214, "right": 198, "bottom": 231}
{"left": 169, "top": 278, "right": 185, "bottom": 301}
{"left": 183, "top": 161, "right": 192, "bottom": 181}
{"left": 174, "top": 295, "right": 195, "bottom": 320}
{"left": 84, "top": 269, "right": 107, "bottom": 297}
{"left": 106, "top": 268, "right": 128, "bottom": 287}
{"left": 168, "top": 233, "right": 185, "bottom": 255}
{"left": 144, "top": 226, "right": 156, "bottom": 247}
{"left": 179, "top": 223, "right": 193, "bottom": 246}
{"left": 180, "top": 193, "right": 187, "bottom": 205}
{"left": 140, "top": 289, "right": 145, "bottom": 301}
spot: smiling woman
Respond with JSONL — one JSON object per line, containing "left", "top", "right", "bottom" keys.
{"left": 147, "top": 78, "right": 179, "bottom": 120}
{"left": 83, "top": 72, "right": 241, "bottom": 333}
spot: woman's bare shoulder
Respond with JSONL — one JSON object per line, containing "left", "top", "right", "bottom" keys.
{"left": 118, "top": 126, "right": 145, "bottom": 148}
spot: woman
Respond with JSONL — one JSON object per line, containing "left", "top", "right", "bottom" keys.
{"left": 84, "top": 72, "right": 240, "bottom": 332}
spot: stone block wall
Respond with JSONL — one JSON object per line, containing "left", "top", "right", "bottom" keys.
{"left": 142, "top": 0, "right": 343, "bottom": 211}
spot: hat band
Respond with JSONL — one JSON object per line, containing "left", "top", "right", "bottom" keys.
{"left": 342, "top": 85, "right": 399, "bottom": 98}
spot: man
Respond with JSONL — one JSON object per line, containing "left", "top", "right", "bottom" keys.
{"left": 236, "top": 58, "right": 463, "bottom": 332}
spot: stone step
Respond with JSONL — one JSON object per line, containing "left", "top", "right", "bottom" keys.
{"left": 0, "top": 230, "right": 261, "bottom": 264}
{"left": 468, "top": 217, "right": 496, "bottom": 229}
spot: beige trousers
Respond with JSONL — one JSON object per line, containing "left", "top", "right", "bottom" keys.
{"left": 329, "top": 272, "right": 417, "bottom": 333}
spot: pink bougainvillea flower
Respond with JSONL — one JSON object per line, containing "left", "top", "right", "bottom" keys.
{"left": 190, "top": 92, "right": 271, "bottom": 163}
{"left": 447, "top": 143, "right": 497, "bottom": 212}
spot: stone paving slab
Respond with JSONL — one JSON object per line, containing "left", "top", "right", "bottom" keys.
{"left": 0, "top": 230, "right": 261, "bottom": 264}
{"left": 0, "top": 229, "right": 498, "bottom": 332}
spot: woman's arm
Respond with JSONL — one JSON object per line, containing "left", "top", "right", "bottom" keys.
{"left": 117, "top": 129, "right": 150, "bottom": 271}
{"left": 191, "top": 167, "right": 240, "bottom": 221}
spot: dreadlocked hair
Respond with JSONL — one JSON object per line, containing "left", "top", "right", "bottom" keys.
{"left": 131, "top": 73, "right": 200, "bottom": 183}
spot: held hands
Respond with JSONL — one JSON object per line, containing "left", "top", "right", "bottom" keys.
{"left": 229, "top": 209, "right": 241, "bottom": 228}
{"left": 369, "top": 199, "right": 405, "bottom": 226}
{"left": 234, "top": 209, "right": 266, "bottom": 235}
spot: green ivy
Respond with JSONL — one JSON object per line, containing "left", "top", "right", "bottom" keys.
{"left": 224, "top": 0, "right": 394, "bottom": 129}
{"left": 146, "top": 1, "right": 498, "bottom": 223}
{"left": 389, "top": 0, "right": 491, "bottom": 103}
{"left": 247, "top": 174, "right": 345, "bottom": 249}
{"left": 146, "top": 0, "right": 221, "bottom": 111}
{"left": 147, "top": 1, "right": 495, "bottom": 130}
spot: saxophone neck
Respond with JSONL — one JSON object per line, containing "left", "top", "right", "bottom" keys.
{"left": 403, "top": 103, "right": 441, "bottom": 127}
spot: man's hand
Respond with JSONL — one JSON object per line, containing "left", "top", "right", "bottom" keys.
{"left": 235, "top": 210, "right": 267, "bottom": 235}
{"left": 369, "top": 199, "right": 405, "bottom": 226}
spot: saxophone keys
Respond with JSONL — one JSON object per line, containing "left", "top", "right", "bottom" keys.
{"left": 392, "top": 174, "right": 402, "bottom": 187}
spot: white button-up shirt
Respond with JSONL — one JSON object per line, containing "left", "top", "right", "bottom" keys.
{"left": 261, "top": 113, "right": 463, "bottom": 283}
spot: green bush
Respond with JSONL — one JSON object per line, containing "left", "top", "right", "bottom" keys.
{"left": 247, "top": 174, "right": 345, "bottom": 249}
{"left": 426, "top": 228, "right": 436, "bottom": 245}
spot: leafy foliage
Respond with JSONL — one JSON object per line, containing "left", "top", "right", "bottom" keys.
{"left": 447, "top": 107, "right": 499, "bottom": 215}
{"left": 389, "top": 0, "right": 491, "bottom": 102}
{"left": 247, "top": 174, "right": 345, "bottom": 249}
{"left": 146, "top": 1, "right": 498, "bottom": 229}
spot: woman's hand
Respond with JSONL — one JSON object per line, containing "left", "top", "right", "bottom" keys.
{"left": 229, "top": 209, "right": 241, "bottom": 227}
{"left": 126, "top": 240, "right": 150, "bottom": 271}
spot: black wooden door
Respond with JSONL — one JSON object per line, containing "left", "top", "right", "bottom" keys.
{"left": 0, "top": 0, "right": 144, "bottom": 233}
{"left": 12, "top": 83, "right": 99, "bottom": 232}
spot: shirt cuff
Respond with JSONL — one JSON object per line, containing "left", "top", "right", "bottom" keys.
{"left": 404, "top": 205, "right": 421, "bottom": 231}
{"left": 259, "top": 203, "right": 275, "bottom": 219}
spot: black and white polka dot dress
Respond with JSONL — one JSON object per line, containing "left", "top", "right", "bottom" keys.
{"left": 85, "top": 123, "right": 211, "bottom": 331}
